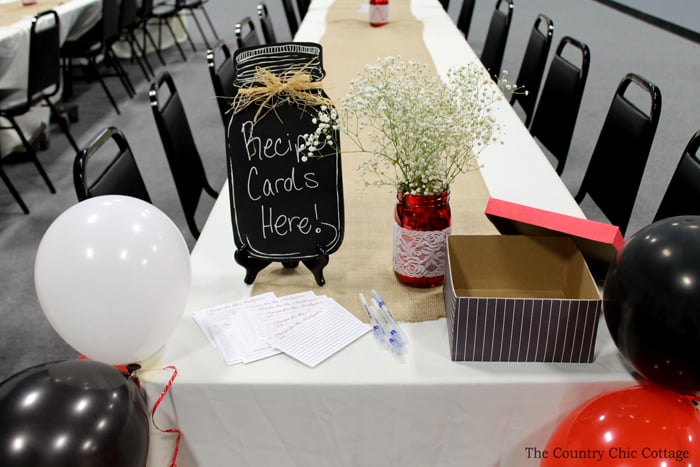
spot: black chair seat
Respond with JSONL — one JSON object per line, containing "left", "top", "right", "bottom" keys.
{"left": 0, "top": 90, "right": 32, "bottom": 115}
{"left": 61, "top": 40, "right": 103, "bottom": 58}
{"left": 151, "top": 3, "right": 179, "bottom": 17}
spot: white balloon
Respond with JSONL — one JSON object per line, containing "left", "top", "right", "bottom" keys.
{"left": 34, "top": 195, "right": 191, "bottom": 365}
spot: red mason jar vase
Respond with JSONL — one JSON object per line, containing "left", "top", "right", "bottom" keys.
{"left": 392, "top": 190, "right": 452, "bottom": 288}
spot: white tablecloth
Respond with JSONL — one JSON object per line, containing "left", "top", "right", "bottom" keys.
{"left": 144, "top": 1, "right": 635, "bottom": 466}
{"left": 0, "top": 0, "right": 101, "bottom": 156}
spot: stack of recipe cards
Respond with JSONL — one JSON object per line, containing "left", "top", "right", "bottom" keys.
{"left": 194, "top": 292, "right": 370, "bottom": 367}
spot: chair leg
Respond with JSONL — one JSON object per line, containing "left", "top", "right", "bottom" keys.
{"left": 128, "top": 31, "right": 154, "bottom": 79}
{"left": 142, "top": 25, "right": 167, "bottom": 66}
{"left": 174, "top": 13, "right": 197, "bottom": 52}
{"left": 89, "top": 60, "right": 121, "bottom": 114}
{"left": 106, "top": 48, "right": 136, "bottom": 98}
{"left": 3, "top": 114, "right": 55, "bottom": 194}
{"left": 44, "top": 98, "right": 80, "bottom": 153}
{"left": 187, "top": 9, "right": 211, "bottom": 49}
{"left": 62, "top": 57, "right": 75, "bottom": 100}
{"left": 199, "top": 5, "right": 219, "bottom": 41}
{"left": 163, "top": 17, "right": 188, "bottom": 61}
{"left": 0, "top": 165, "right": 30, "bottom": 214}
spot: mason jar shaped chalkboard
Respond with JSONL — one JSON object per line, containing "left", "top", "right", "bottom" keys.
{"left": 225, "top": 43, "right": 344, "bottom": 286}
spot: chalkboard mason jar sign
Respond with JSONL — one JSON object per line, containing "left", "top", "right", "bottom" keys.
{"left": 226, "top": 43, "right": 344, "bottom": 286}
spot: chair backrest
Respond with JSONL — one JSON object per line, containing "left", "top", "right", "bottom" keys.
{"left": 575, "top": 73, "right": 662, "bottom": 235}
{"left": 257, "top": 3, "right": 277, "bottom": 44}
{"left": 120, "top": 0, "right": 139, "bottom": 31}
{"left": 296, "top": 0, "right": 309, "bottom": 20}
{"left": 529, "top": 36, "right": 590, "bottom": 175}
{"left": 27, "top": 10, "right": 61, "bottom": 105}
{"left": 653, "top": 131, "right": 700, "bottom": 222}
{"left": 480, "top": 0, "right": 514, "bottom": 80}
{"left": 235, "top": 17, "right": 260, "bottom": 48}
{"left": 102, "top": 0, "right": 121, "bottom": 44}
{"left": 73, "top": 126, "right": 151, "bottom": 203}
{"left": 138, "top": 0, "right": 154, "bottom": 18}
{"left": 206, "top": 39, "right": 236, "bottom": 127}
{"left": 281, "top": 0, "right": 299, "bottom": 37}
{"left": 149, "top": 71, "right": 217, "bottom": 239}
{"left": 510, "top": 14, "right": 554, "bottom": 127}
{"left": 456, "top": 0, "right": 474, "bottom": 38}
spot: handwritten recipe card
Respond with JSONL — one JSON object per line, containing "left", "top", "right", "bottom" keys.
{"left": 194, "top": 292, "right": 370, "bottom": 367}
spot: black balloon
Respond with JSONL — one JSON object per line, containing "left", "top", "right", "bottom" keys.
{"left": 604, "top": 216, "right": 700, "bottom": 395}
{"left": 0, "top": 359, "right": 149, "bottom": 466}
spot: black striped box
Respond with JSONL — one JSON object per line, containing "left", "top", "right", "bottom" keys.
{"left": 444, "top": 235, "right": 601, "bottom": 362}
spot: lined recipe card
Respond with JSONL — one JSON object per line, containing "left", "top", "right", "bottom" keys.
{"left": 194, "top": 292, "right": 370, "bottom": 367}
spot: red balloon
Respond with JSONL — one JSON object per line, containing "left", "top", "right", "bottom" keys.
{"left": 541, "top": 385, "right": 700, "bottom": 466}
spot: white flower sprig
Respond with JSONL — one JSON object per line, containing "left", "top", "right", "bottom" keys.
{"left": 300, "top": 105, "right": 339, "bottom": 162}
{"left": 341, "top": 56, "right": 515, "bottom": 195}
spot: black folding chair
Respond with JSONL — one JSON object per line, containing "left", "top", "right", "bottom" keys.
{"left": 73, "top": 126, "right": 151, "bottom": 202}
{"left": 296, "top": 0, "right": 310, "bottom": 20}
{"left": 653, "top": 130, "right": 700, "bottom": 222}
{"left": 149, "top": 71, "right": 218, "bottom": 239}
{"left": 62, "top": 0, "right": 136, "bottom": 114}
{"left": 143, "top": 0, "right": 192, "bottom": 61}
{"left": 575, "top": 73, "right": 662, "bottom": 235}
{"left": 0, "top": 10, "right": 80, "bottom": 213}
{"left": 206, "top": 40, "right": 236, "bottom": 128}
{"left": 235, "top": 17, "right": 261, "bottom": 48}
{"left": 456, "top": 0, "right": 474, "bottom": 38}
{"left": 529, "top": 36, "right": 591, "bottom": 175}
{"left": 510, "top": 14, "right": 554, "bottom": 127}
{"left": 281, "top": 0, "right": 299, "bottom": 37}
{"left": 181, "top": 0, "right": 219, "bottom": 49}
{"left": 258, "top": 3, "right": 278, "bottom": 44}
{"left": 480, "top": 0, "right": 514, "bottom": 80}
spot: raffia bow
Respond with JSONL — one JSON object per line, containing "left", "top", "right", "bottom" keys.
{"left": 230, "top": 66, "right": 335, "bottom": 123}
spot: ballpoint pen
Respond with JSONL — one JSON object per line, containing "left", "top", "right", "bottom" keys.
{"left": 359, "top": 293, "right": 387, "bottom": 349}
{"left": 371, "top": 289, "right": 407, "bottom": 348}
{"left": 370, "top": 297, "right": 405, "bottom": 357}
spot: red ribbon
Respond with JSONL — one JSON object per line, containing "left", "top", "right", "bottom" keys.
{"left": 150, "top": 365, "right": 182, "bottom": 467}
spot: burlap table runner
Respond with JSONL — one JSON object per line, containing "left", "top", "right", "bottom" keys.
{"left": 250, "top": 0, "right": 497, "bottom": 322}
{"left": 0, "top": 0, "right": 68, "bottom": 26}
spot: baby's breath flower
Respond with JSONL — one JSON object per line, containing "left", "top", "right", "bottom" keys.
{"left": 300, "top": 106, "right": 340, "bottom": 159}
{"left": 341, "top": 56, "right": 519, "bottom": 195}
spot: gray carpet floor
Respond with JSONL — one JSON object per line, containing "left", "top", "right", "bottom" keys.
{"left": 1, "top": 0, "right": 698, "bottom": 381}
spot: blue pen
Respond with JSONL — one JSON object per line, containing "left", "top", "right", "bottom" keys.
{"left": 370, "top": 297, "right": 405, "bottom": 357}
{"left": 371, "top": 290, "right": 407, "bottom": 348}
{"left": 359, "top": 293, "right": 387, "bottom": 349}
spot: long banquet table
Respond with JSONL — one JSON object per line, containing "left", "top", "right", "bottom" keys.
{"left": 144, "top": 1, "right": 635, "bottom": 466}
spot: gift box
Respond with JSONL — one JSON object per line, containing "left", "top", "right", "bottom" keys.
{"left": 484, "top": 198, "right": 624, "bottom": 281}
{"left": 444, "top": 234, "right": 602, "bottom": 362}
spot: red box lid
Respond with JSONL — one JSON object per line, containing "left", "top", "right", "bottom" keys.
{"left": 484, "top": 198, "right": 625, "bottom": 281}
